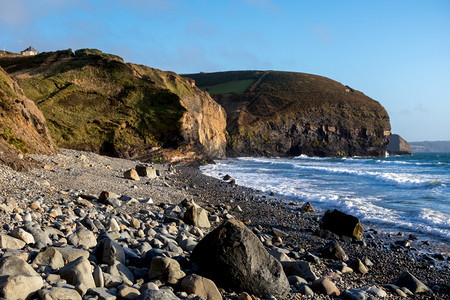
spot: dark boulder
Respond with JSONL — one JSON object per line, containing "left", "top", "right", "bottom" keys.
{"left": 191, "top": 219, "right": 289, "bottom": 299}
{"left": 320, "top": 209, "right": 364, "bottom": 241}
{"left": 318, "top": 240, "right": 348, "bottom": 261}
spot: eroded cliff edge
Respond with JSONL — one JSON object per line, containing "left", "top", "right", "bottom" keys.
{"left": 0, "top": 49, "right": 227, "bottom": 161}
{"left": 185, "top": 71, "right": 391, "bottom": 157}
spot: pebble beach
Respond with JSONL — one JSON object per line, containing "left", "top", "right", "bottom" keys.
{"left": 0, "top": 149, "right": 448, "bottom": 299}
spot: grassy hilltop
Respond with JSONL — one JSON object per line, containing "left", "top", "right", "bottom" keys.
{"left": 185, "top": 71, "right": 391, "bottom": 157}
{"left": 0, "top": 49, "right": 226, "bottom": 160}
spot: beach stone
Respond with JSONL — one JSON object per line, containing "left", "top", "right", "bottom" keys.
{"left": 348, "top": 258, "right": 368, "bottom": 274}
{"left": 0, "top": 234, "right": 25, "bottom": 250}
{"left": 95, "top": 235, "right": 126, "bottom": 265}
{"left": 99, "top": 191, "right": 119, "bottom": 204}
{"left": 288, "top": 275, "right": 308, "bottom": 289}
{"left": 363, "top": 286, "right": 387, "bottom": 297}
{"left": 191, "top": 219, "right": 290, "bottom": 299}
{"left": 333, "top": 262, "right": 353, "bottom": 274}
{"left": 298, "top": 284, "right": 314, "bottom": 296}
{"left": 0, "top": 256, "right": 43, "bottom": 300}
{"left": 119, "top": 286, "right": 141, "bottom": 299}
{"left": 180, "top": 274, "right": 222, "bottom": 300}
{"left": 94, "top": 266, "right": 105, "bottom": 288}
{"left": 281, "top": 261, "right": 319, "bottom": 282}
{"left": 68, "top": 227, "right": 97, "bottom": 249}
{"left": 138, "top": 288, "right": 180, "bottom": 300}
{"left": 24, "top": 223, "right": 52, "bottom": 246}
{"left": 10, "top": 228, "right": 35, "bottom": 244}
{"left": 318, "top": 240, "right": 348, "bottom": 261}
{"left": 320, "top": 209, "right": 364, "bottom": 241}
{"left": 394, "top": 271, "right": 431, "bottom": 294}
{"left": 148, "top": 257, "right": 185, "bottom": 284}
{"left": 86, "top": 287, "right": 118, "bottom": 300}
{"left": 53, "top": 246, "right": 90, "bottom": 263}
{"left": 300, "top": 202, "right": 315, "bottom": 212}
{"left": 106, "top": 260, "right": 134, "bottom": 285}
{"left": 342, "top": 289, "right": 368, "bottom": 299}
{"left": 179, "top": 237, "right": 197, "bottom": 252}
{"left": 183, "top": 201, "right": 211, "bottom": 228}
{"left": 312, "top": 277, "right": 340, "bottom": 296}
{"left": 269, "top": 248, "right": 292, "bottom": 262}
{"left": 124, "top": 169, "right": 140, "bottom": 181}
{"left": 136, "top": 164, "right": 157, "bottom": 179}
{"left": 33, "top": 247, "right": 65, "bottom": 269}
{"left": 272, "top": 228, "right": 289, "bottom": 238}
{"left": 59, "top": 256, "right": 96, "bottom": 289}
{"left": 39, "top": 287, "right": 82, "bottom": 300}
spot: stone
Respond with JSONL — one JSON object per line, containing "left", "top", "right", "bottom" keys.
{"left": 124, "top": 169, "right": 140, "bottom": 181}
{"left": 119, "top": 286, "right": 141, "bottom": 299}
{"left": 394, "top": 271, "right": 431, "bottom": 294}
{"left": 320, "top": 209, "right": 364, "bottom": 241}
{"left": 0, "top": 256, "right": 43, "bottom": 300}
{"left": 183, "top": 202, "right": 211, "bottom": 228}
{"left": 94, "top": 266, "right": 105, "bottom": 288}
{"left": 39, "top": 287, "right": 82, "bottom": 300}
{"left": 179, "top": 237, "right": 197, "bottom": 252}
{"left": 298, "top": 284, "right": 314, "bottom": 296}
{"left": 106, "top": 260, "right": 134, "bottom": 285}
{"left": 10, "top": 228, "right": 35, "bottom": 244}
{"left": 312, "top": 278, "right": 340, "bottom": 296}
{"left": 86, "top": 287, "right": 118, "bottom": 300}
{"left": 300, "top": 202, "right": 315, "bottom": 212}
{"left": 138, "top": 289, "right": 180, "bottom": 300}
{"left": 269, "top": 248, "right": 292, "bottom": 262}
{"left": 67, "top": 227, "right": 97, "bottom": 249}
{"left": 281, "top": 261, "right": 319, "bottom": 282}
{"left": 33, "top": 247, "right": 65, "bottom": 269}
{"left": 59, "top": 256, "right": 96, "bottom": 289}
{"left": 99, "top": 191, "right": 120, "bottom": 205}
{"left": 0, "top": 234, "right": 25, "bottom": 250}
{"left": 341, "top": 289, "right": 368, "bottom": 299}
{"left": 348, "top": 258, "right": 368, "bottom": 274}
{"left": 94, "top": 235, "right": 126, "bottom": 265}
{"left": 191, "top": 219, "right": 290, "bottom": 299}
{"left": 180, "top": 274, "right": 222, "bottom": 300}
{"left": 148, "top": 257, "right": 185, "bottom": 285}
{"left": 364, "top": 286, "right": 387, "bottom": 297}
{"left": 23, "top": 223, "right": 52, "bottom": 246}
{"left": 136, "top": 164, "right": 157, "bottom": 179}
{"left": 272, "top": 228, "right": 289, "bottom": 238}
{"left": 318, "top": 240, "right": 348, "bottom": 261}
{"left": 53, "top": 246, "right": 90, "bottom": 263}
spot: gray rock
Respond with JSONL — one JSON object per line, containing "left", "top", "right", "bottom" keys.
{"left": 0, "top": 256, "right": 39, "bottom": 276}
{"left": 312, "top": 277, "right": 340, "bottom": 297}
{"left": 342, "top": 289, "right": 368, "bottom": 300}
{"left": 182, "top": 200, "right": 211, "bottom": 228}
{"left": 106, "top": 260, "right": 134, "bottom": 285}
{"left": 124, "top": 169, "right": 140, "bottom": 181}
{"left": 95, "top": 236, "right": 126, "bottom": 265}
{"left": 33, "top": 247, "right": 65, "bottom": 269}
{"left": 38, "top": 287, "right": 82, "bottom": 300}
{"left": 136, "top": 164, "right": 157, "bottom": 179}
{"left": 395, "top": 271, "right": 431, "bottom": 294}
{"left": 52, "top": 246, "right": 90, "bottom": 263}
{"left": 118, "top": 286, "right": 141, "bottom": 299}
{"left": 23, "top": 223, "right": 52, "bottom": 246}
{"left": 138, "top": 289, "right": 180, "bottom": 300}
{"left": 86, "top": 287, "right": 118, "bottom": 300}
{"left": 318, "top": 240, "right": 348, "bottom": 261}
{"left": 67, "top": 227, "right": 97, "bottom": 249}
{"left": 9, "top": 228, "right": 35, "bottom": 244}
{"left": 148, "top": 257, "right": 185, "bottom": 285}
{"left": 191, "top": 219, "right": 290, "bottom": 299}
{"left": 281, "top": 261, "right": 319, "bottom": 282}
{"left": 0, "top": 234, "right": 25, "bottom": 250}
{"left": 59, "top": 256, "right": 96, "bottom": 289}
{"left": 180, "top": 274, "right": 222, "bottom": 300}
{"left": 348, "top": 258, "right": 368, "bottom": 274}
{"left": 94, "top": 266, "right": 105, "bottom": 288}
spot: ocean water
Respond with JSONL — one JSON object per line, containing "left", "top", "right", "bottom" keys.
{"left": 201, "top": 153, "right": 450, "bottom": 243}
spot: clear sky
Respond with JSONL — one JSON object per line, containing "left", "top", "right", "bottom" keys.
{"left": 1, "top": 0, "right": 449, "bottom": 142}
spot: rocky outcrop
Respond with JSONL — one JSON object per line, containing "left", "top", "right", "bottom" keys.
{"left": 0, "top": 66, "right": 55, "bottom": 170}
{"left": 0, "top": 49, "right": 226, "bottom": 160}
{"left": 387, "top": 134, "right": 412, "bottom": 155}
{"left": 185, "top": 71, "right": 391, "bottom": 157}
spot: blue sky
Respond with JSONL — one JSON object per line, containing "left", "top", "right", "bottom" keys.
{"left": 1, "top": 0, "right": 449, "bottom": 141}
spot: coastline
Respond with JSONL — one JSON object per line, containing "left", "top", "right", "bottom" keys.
{"left": 0, "top": 149, "right": 448, "bottom": 299}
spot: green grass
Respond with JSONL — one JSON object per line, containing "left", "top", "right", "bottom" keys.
{"left": 200, "top": 79, "right": 256, "bottom": 95}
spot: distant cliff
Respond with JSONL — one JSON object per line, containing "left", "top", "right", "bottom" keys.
{"left": 410, "top": 140, "right": 450, "bottom": 153}
{"left": 0, "top": 66, "right": 55, "bottom": 170}
{"left": 185, "top": 71, "right": 391, "bottom": 157}
{"left": 0, "top": 49, "right": 227, "bottom": 161}
{"left": 386, "top": 134, "right": 412, "bottom": 155}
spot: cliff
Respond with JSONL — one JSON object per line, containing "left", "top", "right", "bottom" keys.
{"left": 185, "top": 71, "right": 391, "bottom": 157}
{"left": 0, "top": 66, "right": 55, "bottom": 170}
{"left": 410, "top": 140, "right": 450, "bottom": 153}
{"left": 386, "top": 134, "right": 412, "bottom": 155}
{"left": 0, "top": 49, "right": 226, "bottom": 160}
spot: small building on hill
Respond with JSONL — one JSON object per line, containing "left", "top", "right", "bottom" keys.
{"left": 21, "top": 46, "right": 38, "bottom": 56}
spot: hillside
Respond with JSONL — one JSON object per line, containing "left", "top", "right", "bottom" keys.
{"left": 185, "top": 71, "right": 391, "bottom": 157}
{"left": 386, "top": 134, "right": 412, "bottom": 155}
{"left": 0, "top": 49, "right": 226, "bottom": 160}
{"left": 410, "top": 140, "right": 450, "bottom": 153}
{"left": 0, "top": 66, "right": 55, "bottom": 170}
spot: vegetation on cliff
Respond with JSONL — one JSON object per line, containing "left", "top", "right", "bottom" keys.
{"left": 0, "top": 49, "right": 226, "bottom": 160}
{"left": 185, "top": 71, "right": 391, "bottom": 157}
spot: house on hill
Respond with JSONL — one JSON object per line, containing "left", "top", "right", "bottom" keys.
{"left": 21, "top": 46, "right": 38, "bottom": 56}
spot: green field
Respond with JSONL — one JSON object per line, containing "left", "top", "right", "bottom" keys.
{"left": 199, "top": 79, "right": 256, "bottom": 95}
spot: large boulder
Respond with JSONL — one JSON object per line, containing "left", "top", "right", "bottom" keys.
{"left": 191, "top": 219, "right": 290, "bottom": 299}
{"left": 59, "top": 256, "right": 96, "bottom": 289}
{"left": 0, "top": 256, "right": 43, "bottom": 300}
{"left": 320, "top": 209, "right": 364, "bottom": 241}
{"left": 395, "top": 271, "right": 431, "bottom": 294}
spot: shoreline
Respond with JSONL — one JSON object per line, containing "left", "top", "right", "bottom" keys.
{"left": 0, "top": 149, "right": 448, "bottom": 299}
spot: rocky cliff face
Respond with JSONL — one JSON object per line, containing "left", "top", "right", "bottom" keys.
{"left": 0, "top": 49, "right": 227, "bottom": 160}
{"left": 386, "top": 134, "right": 412, "bottom": 155}
{"left": 185, "top": 71, "right": 391, "bottom": 157}
{"left": 0, "top": 67, "right": 55, "bottom": 170}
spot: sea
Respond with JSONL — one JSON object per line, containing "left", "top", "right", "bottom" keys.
{"left": 201, "top": 153, "right": 450, "bottom": 244}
